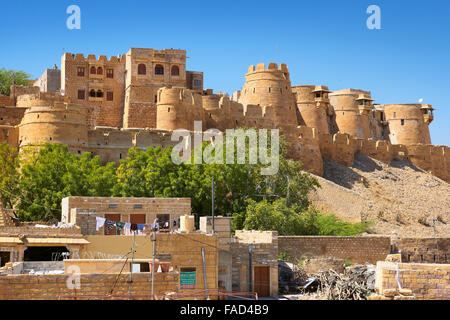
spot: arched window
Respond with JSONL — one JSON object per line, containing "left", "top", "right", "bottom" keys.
{"left": 171, "top": 65, "right": 179, "bottom": 76}
{"left": 90, "top": 90, "right": 96, "bottom": 97}
{"left": 96, "top": 90, "right": 103, "bottom": 98}
{"left": 138, "top": 64, "right": 146, "bottom": 75}
{"left": 155, "top": 64, "right": 164, "bottom": 75}
{"left": 97, "top": 67, "right": 103, "bottom": 75}
{"left": 90, "top": 66, "right": 96, "bottom": 74}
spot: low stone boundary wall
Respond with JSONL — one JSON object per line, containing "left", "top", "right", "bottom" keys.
{"left": 278, "top": 236, "right": 391, "bottom": 264}
{"left": 396, "top": 238, "right": 449, "bottom": 263}
{"left": 0, "top": 272, "right": 178, "bottom": 300}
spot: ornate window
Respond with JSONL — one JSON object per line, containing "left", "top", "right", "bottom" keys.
{"left": 90, "top": 66, "right": 96, "bottom": 74}
{"left": 97, "top": 67, "right": 103, "bottom": 75}
{"left": 155, "top": 64, "right": 164, "bottom": 75}
{"left": 171, "top": 65, "right": 179, "bottom": 76}
{"left": 90, "top": 89, "right": 96, "bottom": 97}
{"left": 138, "top": 64, "right": 146, "bottom": 75}
{"left": 107, "top": 91, "right": 114, "bottom": 101}
{"left": 96, "top": 90, "right": 103, "bottom": 98}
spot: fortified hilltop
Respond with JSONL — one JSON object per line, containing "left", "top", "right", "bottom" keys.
{"left": 0, "top": 47, "right": 448, "bottom": 182}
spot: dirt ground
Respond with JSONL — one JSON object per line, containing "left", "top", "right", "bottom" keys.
{"left": 309, "top": 153, "right": 450, "bottom": 237}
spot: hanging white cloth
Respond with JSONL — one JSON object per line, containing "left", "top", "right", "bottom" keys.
{"left": 96, "top": 217, "right": 106, "bottom": 231}
{"left": 124, "top": 222, "right": 131, "bottom": 235}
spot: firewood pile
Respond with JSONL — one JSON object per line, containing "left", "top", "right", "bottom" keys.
{"left": 279, "top": 262, "right": 377, "bottom": 300}
{"left": 313, "top": 269, "right": 371, "bottom": 300}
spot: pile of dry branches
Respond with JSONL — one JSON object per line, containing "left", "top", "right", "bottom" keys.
{"left": 314, "top": 269, "right": 371, "bottom": 300}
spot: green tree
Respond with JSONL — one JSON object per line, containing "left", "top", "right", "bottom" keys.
{"left": 17, "top": 144, "right": 117, "bottom": 221}
{"left": 0, "top": 142, "right": 20, "bottom": 209}
{"left": 0, "top": 68, "right": 32, "bottom": 96}
{"left": 241, "top": 198, "right": 371, "bottom": 236}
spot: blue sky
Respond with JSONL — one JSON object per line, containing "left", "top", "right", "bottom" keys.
{"left": 0, "top": 0, "right": 448, "bottom": 145}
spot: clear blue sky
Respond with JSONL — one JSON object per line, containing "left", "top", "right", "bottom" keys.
{"left": 1, "top": 0, "right": 448, "bottom": 145}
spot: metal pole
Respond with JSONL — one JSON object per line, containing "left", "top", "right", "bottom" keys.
{"left": 202, "top": 248, "right": 208, "bottom": 298}
{"left": 212, "top": 178, "right": 215, "bottom": 235}
{"left": 151, "top": 230, "right": 156, "bottom": 299}
{"left": 248, "top": 246, "right": 253, "bottom": 294}
{"left": 129, "top": 231, "right": 136, "bottom": 283}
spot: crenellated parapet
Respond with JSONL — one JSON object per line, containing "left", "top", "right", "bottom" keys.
{"left": 156, "top": 86, "right": 205, "bottom": 131}
{"left": 238, "top": 63, "right": 298, "bottom": 129}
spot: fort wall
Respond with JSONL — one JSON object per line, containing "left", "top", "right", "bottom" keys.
{"left": 383, "top": 104, "right": 432, "bottom": 145}
{"left": 238, "top": 63, "right": 298, "bottom": 129}
{"left": 292, "top": 85, "right": 330, "bottom": 133}
{"left": 329, "top": 89, "right": 373, "bottom": 139}
{"left": 18, "top": 103, "right": 89, "bottom": 153}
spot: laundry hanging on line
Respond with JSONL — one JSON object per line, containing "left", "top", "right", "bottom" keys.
{"left": 96, "top": 217, "right": 106, "bottom": 231}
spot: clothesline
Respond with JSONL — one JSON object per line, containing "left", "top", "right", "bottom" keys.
{"left": 95, "top": 216, "right": 178, "bottom": 235}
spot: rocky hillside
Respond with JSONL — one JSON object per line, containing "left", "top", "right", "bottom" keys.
{"left": 309, "top": 153, "right": 450, "bottom": 237}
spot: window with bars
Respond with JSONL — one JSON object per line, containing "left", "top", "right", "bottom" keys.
{"left": 107, "top": 91, "right": 113, "bottom": 101}
{"left": 155, "top": 64, "right": 164, "bottom": 75}
{"left": 90, "top": 66, "right": 96, "bottom": 74}
{"left": 97, "top": 67, "right": 103, "bottom": 75}
{"left": 77, "top": 90, "right": 85, "bottom": 100}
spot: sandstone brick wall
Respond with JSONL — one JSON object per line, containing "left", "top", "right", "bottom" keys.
{"left": 0, "top": 95, "right": 12, "bottom": 107}
{"left": 0, "top": 125, "right": 19, "bottom": 147}
{"left": 396, "top": 238, "right": 449, "bottom": 263}
{"left": 279, "top": 236, "right": 391, "bottom": 264}
{"left": 375, "top": 261, "right": 450, "bottom": 300}
{"left": 61, "top": 53, "right": 126, "bottom": 128}
{"left": 62, "top": 196, "right": 191, "bottom": 234}
{"left": 0, "top": 106, "right": 27, "bottom": 126}
{"left": 0, "top": 272, "right": 178, "bottom": 300}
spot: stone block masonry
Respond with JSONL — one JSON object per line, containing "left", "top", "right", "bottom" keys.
{"left": 278, "top": 236, "right": 391, "bottom": 264}
{"left": 375, "top": 261, "right": 450, "bottom": 300}
{"left": 396, "top": 238, "right": 449, "bottom": 263}
{"left": 0, "top": 272, "right": 178, "bottom": 300}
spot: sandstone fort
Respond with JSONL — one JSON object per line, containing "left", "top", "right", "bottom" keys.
{"left": 0, "top": 47, "right": 448, "bottom": 182}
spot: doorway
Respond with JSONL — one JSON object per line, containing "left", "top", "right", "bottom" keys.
{"left": 0, "top": 251, "right": 10, "bottom": 267}
{"left": 253, "top": 266, "right": 270, "bottom": 297}
{"left": 24, "top": 246, "right": 69, "bottom": 261}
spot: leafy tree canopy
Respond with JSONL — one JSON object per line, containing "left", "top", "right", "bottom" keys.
{"left": 0, "top": 68, "right": 32, "bottom": 96}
